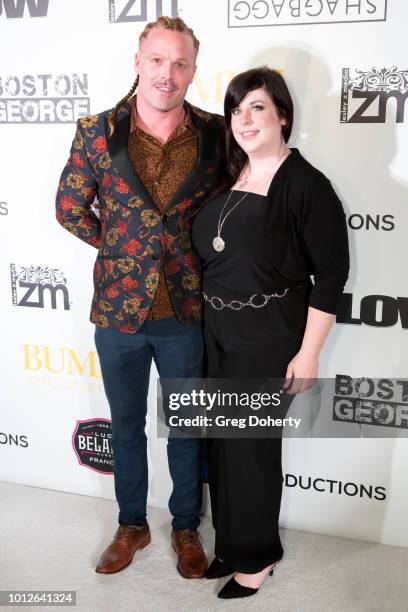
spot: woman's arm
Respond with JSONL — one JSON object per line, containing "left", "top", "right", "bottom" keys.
{"left": 284, "top": 306, "right": 335, "bottom": 393}
{"left": 283, "top": 170, "right": 350, "bottom": 393}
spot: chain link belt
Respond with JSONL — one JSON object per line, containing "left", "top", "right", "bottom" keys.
{"left": 203, "top": 287, "right": 291, "bottom": 311}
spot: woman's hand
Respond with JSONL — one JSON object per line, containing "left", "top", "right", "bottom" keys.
{"left": 282, "top": 306, "right": 336, "bottom": 395}
{"left": 283, "top": 349, "right": 318, "bottom": 395}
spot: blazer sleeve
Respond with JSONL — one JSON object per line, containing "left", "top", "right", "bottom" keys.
{"left": 298, "top": 172, "right": 350, "bottom": 315}
{"left": 55, "top": 119, "right": 101, "bottom": 249}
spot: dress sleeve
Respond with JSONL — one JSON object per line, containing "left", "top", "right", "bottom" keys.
{"left": 298, "top": 172, "right": 350, "bottom": 315}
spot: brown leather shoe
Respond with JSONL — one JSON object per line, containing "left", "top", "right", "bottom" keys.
{"left": 171, "top": 529, "right": 207, "bottom": 579}
{"left": 95, "top": 523, "right": 151, "bottom": 574}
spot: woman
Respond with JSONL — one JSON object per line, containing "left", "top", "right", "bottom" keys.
{"left": 191, "top": 67, "right": 349, "bottom": 599}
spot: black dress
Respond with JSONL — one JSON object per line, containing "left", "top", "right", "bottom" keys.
{"left": 191, "top": 148, "right": 349, "bottom": 573}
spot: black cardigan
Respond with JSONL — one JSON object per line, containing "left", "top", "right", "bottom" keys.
{"left": 192, "top": 148, "right": 350, "bottom": 315}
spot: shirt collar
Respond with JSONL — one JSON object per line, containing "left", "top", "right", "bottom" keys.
{"left": 130, "top": 95, "right": 194, "bottom": 135}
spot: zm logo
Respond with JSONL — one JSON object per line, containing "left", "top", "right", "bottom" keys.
{"left": 109, "top": 0, "right": 178, "bottom": 23}
{"left": 0, "top": 0, "right": 49, "bottom": 18}
{"left": 341, "top": 67, "right": 408, "bottom": 123}
{"left": 10, "top": 264, "right": 70, "bottom": 310}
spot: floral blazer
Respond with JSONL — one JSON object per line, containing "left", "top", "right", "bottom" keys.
{"left": 56, "top": 98, "right": 225, "bottom": 333}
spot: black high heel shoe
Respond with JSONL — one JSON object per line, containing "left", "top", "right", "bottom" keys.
{"left": 217, "top": 567, "right": 275, "bottom": 599}
{"left": 206, "top": 557, "right": 234, "bottom": 579}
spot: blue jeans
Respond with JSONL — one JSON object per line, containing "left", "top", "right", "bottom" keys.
{"left": 94, "top": 318, "right": 204, "bottom": 531}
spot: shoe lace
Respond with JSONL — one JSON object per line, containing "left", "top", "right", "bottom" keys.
{"left": 177, "top": 530, "right": 201, "bottom": 550}
{"left": 115, "top": 526, "right": 139, "bottom": 541}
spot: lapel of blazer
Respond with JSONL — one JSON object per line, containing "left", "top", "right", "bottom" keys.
{"left": 162, "top": 103, "right": 218, "bottom": 214}
{"left": 105, "top": 98, "right": 155, "bottom": 208}
{"left": 105, "top": 98, "right": 218, "bottom": 213}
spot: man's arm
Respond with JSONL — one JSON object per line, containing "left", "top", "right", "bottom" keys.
{"left": 55, "top": 119, "right": 101, "bottom": 249}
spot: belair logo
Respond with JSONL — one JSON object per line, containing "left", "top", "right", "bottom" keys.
{"left": 72, "top": 419, "right": 113, "bottom": 474}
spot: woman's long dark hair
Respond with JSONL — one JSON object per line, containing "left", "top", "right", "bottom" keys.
{"left": 214, "top": 66, "right": 294, "bottom": 197}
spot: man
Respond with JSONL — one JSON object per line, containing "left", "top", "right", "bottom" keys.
{"left": 56, "top": 16, "right": 224, "bottom": 578}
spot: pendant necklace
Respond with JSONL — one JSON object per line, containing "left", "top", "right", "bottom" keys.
{"left": 213, "top": 146, "right": 289, "bottom": 253}
{"left": 213, "top": 191, "right": 248, "bottom": 252}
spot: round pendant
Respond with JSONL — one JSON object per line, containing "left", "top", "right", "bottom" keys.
{"left": 213, "top": 236, "right": 225, "bottom": 252}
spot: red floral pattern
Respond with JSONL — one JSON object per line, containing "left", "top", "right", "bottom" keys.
{"left": 55, "top": 101, "right": 224, "bottom": 333}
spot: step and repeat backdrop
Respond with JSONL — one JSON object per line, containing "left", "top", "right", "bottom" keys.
{"left": 1, "top": 0, "right": 407, "bottom": 547}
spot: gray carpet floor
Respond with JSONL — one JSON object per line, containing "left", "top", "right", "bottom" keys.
{"left": 1, "top": 481, "right": 407, "bottom": 612}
